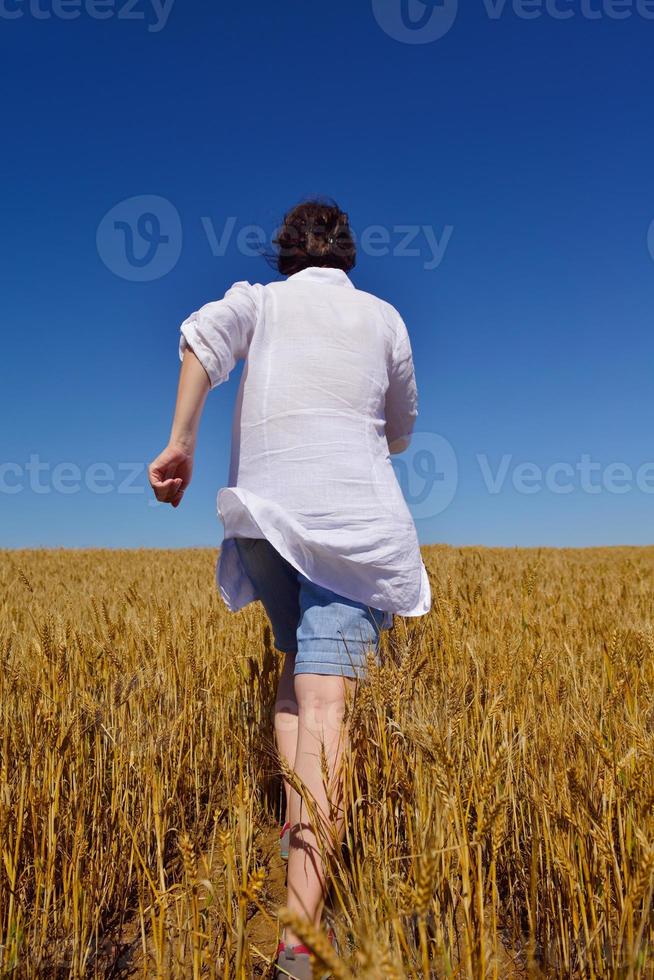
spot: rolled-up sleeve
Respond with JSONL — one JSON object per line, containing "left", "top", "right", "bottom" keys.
{"left": 178, "top": 280, "right": 261, "bottom": 389}
{"left": 385, "top": 314, "right": 418, "bottom": 455}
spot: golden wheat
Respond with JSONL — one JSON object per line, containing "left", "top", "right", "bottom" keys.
{"left": 1, "top": 545, "right": 653, "bottom": 977}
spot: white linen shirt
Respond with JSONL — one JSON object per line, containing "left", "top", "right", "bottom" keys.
{"left": 178, "top": 266, "right": 431, "bottom": 618}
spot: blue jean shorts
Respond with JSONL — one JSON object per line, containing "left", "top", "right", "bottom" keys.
{"left": 234, "top": 537, "right": 391, "bottom": 681}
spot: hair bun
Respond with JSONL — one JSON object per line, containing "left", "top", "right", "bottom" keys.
{"left": 272, "top": 199, "right": 356, "bottom": 276}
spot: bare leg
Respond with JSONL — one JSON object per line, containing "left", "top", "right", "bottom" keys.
{"left": 283, "top": 673, "right": 354, "bottom": 947}
{"left": 275, "top": 652, "right": 298, "bottom": 819}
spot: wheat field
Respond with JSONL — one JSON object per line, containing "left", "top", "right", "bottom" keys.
{"left": 1, "top": 545, "right": 653, "bottom": 978}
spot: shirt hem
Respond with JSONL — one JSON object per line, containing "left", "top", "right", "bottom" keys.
{"left": 216, "top": 486, "right": 432, "bottom": 619}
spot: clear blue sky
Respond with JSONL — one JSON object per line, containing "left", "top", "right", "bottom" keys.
{"left": 2, "top": 0, "right": 654, "bottom": 549}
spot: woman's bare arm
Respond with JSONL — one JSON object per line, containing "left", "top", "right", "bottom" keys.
{"left": 148, "top": 348, "right": 210, "bottom": 507}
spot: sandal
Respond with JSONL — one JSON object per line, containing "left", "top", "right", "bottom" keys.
{"left": 274, "top": 927, "right": 337, "bottom": 980}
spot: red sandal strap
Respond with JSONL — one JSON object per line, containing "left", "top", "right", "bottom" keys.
{"left": 277, "top": 926, "right": 336, "bottom": 956}
{"left": 277, "top": 940, "right": 312, "bottom": 956}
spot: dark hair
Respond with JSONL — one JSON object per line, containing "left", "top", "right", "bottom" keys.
{"left": 272, "top": 199, "right": 356, "bottom": 276}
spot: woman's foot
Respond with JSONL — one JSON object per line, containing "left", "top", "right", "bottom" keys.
{"left": 274, "top": 928, "right": 337, "bottom": 980}
{"left": 280, "top": 820, "right": 291, "bottom": 862}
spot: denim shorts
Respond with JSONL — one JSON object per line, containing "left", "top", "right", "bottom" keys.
{"left": 234, "top": 537, "right": 391, "bottom": 680}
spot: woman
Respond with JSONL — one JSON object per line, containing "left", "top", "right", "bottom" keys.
{"left": 149, "top": 200, "right": 431, "bottom": 979}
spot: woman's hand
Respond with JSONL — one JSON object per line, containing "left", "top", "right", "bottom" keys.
{"left": 148, "top": 442, "right": 194, "bottom": 507}
{"left": 149, "top": 348, "right": 211, "bottom": 508}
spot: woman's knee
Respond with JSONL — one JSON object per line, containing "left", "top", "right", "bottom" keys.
{"left": 295, "top": 674, "right": 353, "bottom": 733}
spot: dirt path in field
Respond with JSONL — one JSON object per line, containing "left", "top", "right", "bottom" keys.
{"left": 111, "top": 826, "right": 525, "bottom": 978}
{"left": 247, "top": 825, "right": 289, "bottom": 975}
{"left": 111, "top": 823, "right": 285, "bottom": 978}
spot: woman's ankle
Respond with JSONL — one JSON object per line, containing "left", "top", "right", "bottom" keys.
{"left": 282, "top": 926, "right": 302, "bottom": 948}
{"left": 281, "top": 923, "right": 323, "bottom": 949}
{"left": 282, "top": 904, "right": 324, "bottom": 946}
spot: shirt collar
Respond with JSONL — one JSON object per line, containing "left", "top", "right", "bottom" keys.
{"left": 287, "top": 267, "right": 355, "bottom": 288}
